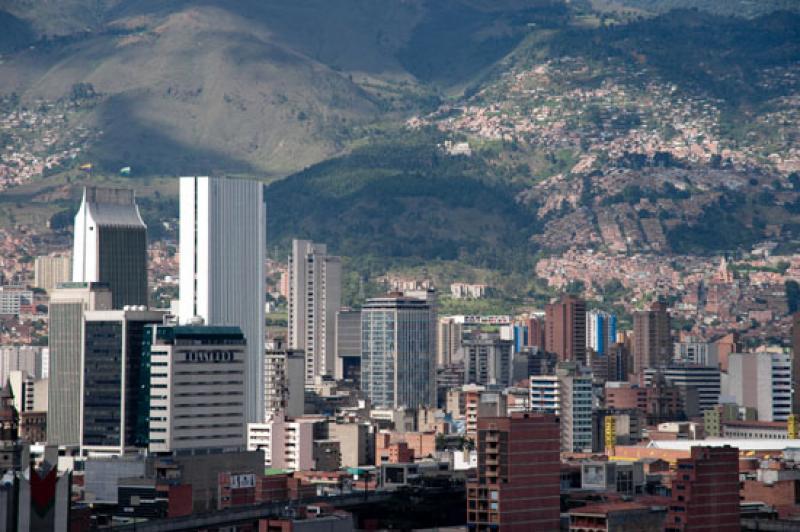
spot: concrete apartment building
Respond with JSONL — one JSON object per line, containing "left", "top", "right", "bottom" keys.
{"left": 288, "top": 239, "right": 342, "bottom": 388}
{"left": 463, "top": 333, "right": 513, "bottom": 388}
{"left": 530, "top": 363, "right": 593, "bottom": 452}
{"left": 726, "top": 351, "right": 792, "bottom": 422}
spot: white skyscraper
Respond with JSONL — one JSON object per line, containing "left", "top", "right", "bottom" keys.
{"left": 287, "top": 240, "right": 342, "bottom": 388}
{"left": 72, "top": 187, "right": 147, "bottom": 309}
{"left": 178, "top": 176, "right": 266, "bottom": 423}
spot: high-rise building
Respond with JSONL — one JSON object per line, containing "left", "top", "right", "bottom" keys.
{"left": 72, "top": 187, "right": 147, "bottom": 309}
{"left": 526, "top": 315, "right": 546, "bottom": 350}
{"left": 664, "top": 446, "right": 740, "bottom": 531}
{"left": 361, "top": 294, "right": 435, "bottom": 409}
{"left": 335, "top": 309, "right": 361, "bottom": 382}
{"left": 592, "top": 342, "right": 629, "bottom": 384}
{"left": 437, "top": 317, "right": 463, "bottom": 366}
{"left": 145, "top": 324, "right": 247, "bottom": 454}
{"left": 726, "top": 351, "right": 792, "bottom": 422}
{"left": 586, "top": 310, "right": 616, "bottom": 356}
{"left": 48, "top": 282, "right": 112, "bottom": 446}
{"left": 287, "top": 240, "right": 342, "bottom": 388}
{"left": 0, "top": 346, "right": 48, "bottom": 383}
{"left": 674, "top": 338, "right": 718, "bottom": 367}
{"left": 80, "top": 308, "right": 165, "bottom": 456}
{"left": 34, "top": 255, "right": 72, "bottom": 292}
{"left": 462, "top": 333, "right": 513, "bottom": 387}
{"left": 178, "top": 176, "right": 265, "bottom": 423}
{"left": 530, "top": 363, "right": 593, "bottom": 452}
{"left": 632, "top": 301, "right": 671, "bottom": 375}
{"left": 545, "top": 295, "right": 586, "bottom": 364}
{"left": 264, "top": 345, "right": 305, "bottom": 419}
{"left": 466, "top": 412, "right": 560, "bottom": 530}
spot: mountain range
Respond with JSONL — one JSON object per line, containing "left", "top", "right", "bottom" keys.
{"left": 1, "top": 0, "right": 799, "bottom": 270}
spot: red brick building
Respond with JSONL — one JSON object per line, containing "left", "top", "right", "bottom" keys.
{"left": 664, "top": 446, "right": 740, "bottom": 531}
{"left": 467, "top": 412, "right": 560, "bottom": 531}
{"left": 545, "top": 295, "right": 587, "bottom": 364}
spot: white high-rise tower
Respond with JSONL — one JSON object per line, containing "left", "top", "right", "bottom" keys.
{"left": 72, "top": 186, "right": 147, "bottom": 309}
{"left": 288, "top": 240, "right": 341, "bottom": 388}
{"left": 178, "top": 176, "right": 266, "bottom": 423}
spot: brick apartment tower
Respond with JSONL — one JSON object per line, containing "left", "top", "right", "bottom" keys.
{"left": 467, "top": 412, "right": 560, "bottom": 531}
{"left": 545, "top": 295, "right": 586, "bottom": 364}
{"left": 632, "top": 301, "right": 671, "bottom": 375}
{"left": 664, "top": 445, "right": 740, "bottom": 531}
{"left": 792, "top": 313, "right": 800, "bottom": 414}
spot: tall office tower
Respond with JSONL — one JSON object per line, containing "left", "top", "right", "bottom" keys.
{"left": 178, "top": 176, "right": 265, "bottom": 424}
{"left": 335, "top": 309, "right": 361, "bottom": 382}
{"left": 526, "top": 314, "right": 546, "bottom": 350}
{"left": 726, "top": 351, "right": 792, "bottom": 422}
{"left": 287, "top": 240, "right": 342, "bottom": 388}
{"left": 48, "top": 282, "right": 112, "bottom": 446}
{"left": 530, "top": 362, "right": 593, "bottom": 452}
{"left": 664, "top": 446, "right": 740, "bottom": 532}
{"left": 437, "top": 317, "right": 463, "bottom": 366}
{"left": 34, "top": 255, "right": 72, "bottom": 292}
{"left": 586, "top": 310, "right": 616, "bottom": 356}
{"left": 80, "top": 308, "right": 165, "bottom": 456}
{"left": 361, "top": 294, "right": 435, "bottom": 409}
{"left": 145, "top": 324, "right": 247, "bottom": 454}
{"left": 264, "top": 345, "right": 305, "bottom": 419}
{"left": 545, "top": 294, "right": 587, "bottom": 364}
{"left": 72, "top": 187, "right": 147, "bottom": 309}
{"left": 466, "top": 412, "right": 560, "bottom": 530}
{"left": 643, "top": 365, "right": 721, "bottom": 417}
{"left": 632, "top": 301, "right": 671, "bottom": 375}
{"left": 462, "top": 333, "right": 513, "bottom": 387}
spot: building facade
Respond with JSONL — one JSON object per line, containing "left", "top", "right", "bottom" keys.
{"left": 545, "top": 295, "right": 587, "bottom": 364}
{"left": 34, "top": 255, "right": 71, "bottom": 292}
{"left": 727, "top": 351, "right": 792, "bottom": 422}
{"left": 178, "top": 176, "right": 265, "bottom": 424}
{"left": 264, "top": 346, "right": 305, "bottom": 419}
{"left": 288, "top": 240, "right": 342, "bottom": 387}
{"left": 335, "top": 309, "right": 361, "bottom": 382}
{"left": 632, "top": 301, "right": 671, "bottom": 375}
{"left": 48, "top": 282, "right": 112, "bottom": 446}
{"left": 664, "top": 446, "right": 740, "bottom": 531}
{"left": 145, "top": 325, "right": 247, "bottom": 453}
{"left": 467, "top": 413, "right": 560, "bottom": 530}
{"left": 586, "top": 310, "right": 617, "bottom": 356}
{"left": 530, "top": 363, "right": 593, "bottom": 452}
{"left": 463, "top": 333, "right": 513, "bottom": 388}
{"left": 72, "top": 186, "right": 147, "bottom": 309}
{"left": 80, "top": 309, "right": 165, "bottom": 455}
{"left": 360, "top": 295, "right": 435, "bottom": 409}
